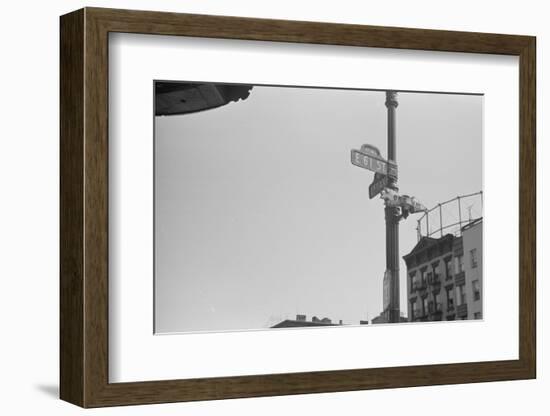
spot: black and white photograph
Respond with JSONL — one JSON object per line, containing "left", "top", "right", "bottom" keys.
{"left": 153, "top": 81, "right": 483, "bottom": 334}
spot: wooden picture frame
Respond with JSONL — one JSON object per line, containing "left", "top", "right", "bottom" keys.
{"left": 60, "top": 7, "right": 536, "bottom": 408}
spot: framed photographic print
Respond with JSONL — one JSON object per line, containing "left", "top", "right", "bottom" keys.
{"left": 60, "top": 7, "right": 536, "bottom": 408}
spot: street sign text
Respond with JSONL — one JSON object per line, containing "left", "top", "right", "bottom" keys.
{"left": 351, "top": 149, "right": 398, "bottom": 178}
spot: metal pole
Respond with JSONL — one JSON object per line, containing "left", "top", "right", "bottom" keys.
{"left": 457, "top": 196, "right": 462, "bottom": 232}
{"left": 439, "top": 204, "right": 443, "bottom": 237}
{"left": 385, "top": 91, "right": 400, "bottom": 323}
{"left": 426, "top": 212, "right": 429, "bottom": 237}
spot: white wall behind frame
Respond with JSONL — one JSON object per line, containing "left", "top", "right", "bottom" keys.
{"left": 0, "top": 1, "right": 545, "bottom": 416}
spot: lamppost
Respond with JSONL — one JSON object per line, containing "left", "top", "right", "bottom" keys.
{"left": 385, "top": 91, "right": 401, "bottom": 323}
{"left": 351, "top": 91, "right": 427, "bottom": 323}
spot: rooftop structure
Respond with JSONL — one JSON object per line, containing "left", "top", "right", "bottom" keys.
{"left": 416, "top": 191, "right": 482, "bottom": 241}
{"left": 270, "top": 314, "right": 343, "bottom": 329}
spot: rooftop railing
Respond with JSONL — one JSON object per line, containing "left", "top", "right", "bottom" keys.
{"left": 416, "top": 191, "right": 483, "bottom": 241}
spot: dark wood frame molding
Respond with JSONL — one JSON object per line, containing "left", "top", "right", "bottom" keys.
{"left": 60, "top": 7, "right": 536, "bottom": 408}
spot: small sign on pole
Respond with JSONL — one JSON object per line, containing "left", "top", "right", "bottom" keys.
{"left": 383, "top": 269, "right": 391, "bottom": 311}
{"left": 369, "top": 174, "right": 389, "bottom": 199}
{"left": 387, "top": 161, "right": 398, "bottom": 179}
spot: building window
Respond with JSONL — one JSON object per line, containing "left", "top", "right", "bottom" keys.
{"left": 456, "top": 284, "right": 466, "bottom": 305}
{"left": 474, "top": 312, "right": 482, "bottom": 319}
{"left": 410, "top": 299, "right": 416, "bottom": 319}
{"left": 470, "top": 248, "right": 478, "bottom": 268}
{"left": 409, "top": 272, "right": 416, "bottom": 293}
{"left": 422, "top": 297, "right": 429, "bottom": 316}
{"left": 445, "top": 258, "right": 452, "bottom": 280}
{"left": 434, "top": 292, "right": 442, "bottom": 311}
{"left": 446, "top": 286, "right": 454, "bottom": 309}
{"left": 427, "top": 271, "right": 433, "bottom": 284}
{"left": 472, "top": 280, "right": 481, "bottom": 301}
{"left": 455, "top": 255, "right": 464, "bottom": 274}
{"left": 420, "top": 268, "right": 427, "bottom": 286}
{"left": 432, "top": 262, "right": 441, "bottom": 282}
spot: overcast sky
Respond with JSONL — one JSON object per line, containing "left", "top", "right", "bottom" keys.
{"left": 154, "top": 85, "right": 482, "bottom": 334}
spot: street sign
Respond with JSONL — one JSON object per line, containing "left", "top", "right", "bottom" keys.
{"left": 351, "top": 149, "right": 387, "bottom": 175}
{"left": 360, "top": 144, "right": 382, "bottom": 157}
{"left": 351, "top": 149, "right": 398, "bottom": 178}
{"left": 369, "top": 174, "right": 389, "bottom": 199}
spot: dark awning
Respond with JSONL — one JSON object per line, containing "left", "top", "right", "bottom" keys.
{"left": 155, "top": 82, "right": 253, "bottom": 116}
